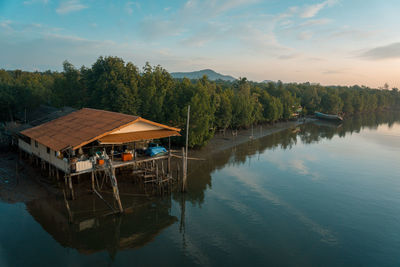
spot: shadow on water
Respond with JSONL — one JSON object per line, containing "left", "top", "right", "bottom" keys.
{"left": 3, "top": 111, "right": 400, "bottom": 257}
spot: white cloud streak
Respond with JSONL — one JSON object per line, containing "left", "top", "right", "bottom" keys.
{"left": 300, "top": 0, "right": 337, "bottom": 18}
{"left": 56, "top": 0, "right": 88, "bottom": 15}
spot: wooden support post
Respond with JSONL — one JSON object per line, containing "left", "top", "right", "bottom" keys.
{"left": 183, "top": 105, "right": 190, "bottom": 192}
{"left": 134, "top": 142, "right": 136, "bottom": 160}
{"left": 62, "top": 189, "right": 73, "bottom": 223}
{"left": 68, "top": 175, "right": 75, "bottom": 200}
{"left": 111, "top": 167, "right": 123, "bottom": 213}
{"left": 64, "top": 175, "right": 68, "bottom": 192}
{"left": 182, "top": 147, "right": 187, "bottom": 192}
{"left": 168, "top": 150, "right": 171, "bottom": 177}
{"left": 56, "top": 169, "right": 59, "bottom": 181}
{"left": 91, "top": 170, "right": 95, "bottom": 192}
{"left": 48, "top": 163, "right": 51, "bottom": 177}
{"left": 177, "top": 162, "right": 180, "bottom": 183}
{"left": 156, "top": 164, "right": 159, "bottom": 183}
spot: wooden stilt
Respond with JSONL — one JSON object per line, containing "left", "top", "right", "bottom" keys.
{"left": 182, "top": 147, "right": 187, "bottom": 192}
{"left": 62, "top": 188, "right": 73, "bottom": 223}
{"left": 177, "top": 162, "right": 180, "bottom": 183}
{"left": 64, "top": 175, "right": 68, "bottom": 193}
{"left": 168, "top": 151, "right": 171, "bottom": 177}
{"left": 91, "top": 170, "right": 95, "bottom": 191}
{"left": 111, "top": 167, "right": 123, "bottom": 213}
{"left": 68, "top": 175, "right": 75, "bottom": 200}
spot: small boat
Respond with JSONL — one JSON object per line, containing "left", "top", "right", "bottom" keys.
{"left": 315, "top": 112, "right": 343, "bottom": 121}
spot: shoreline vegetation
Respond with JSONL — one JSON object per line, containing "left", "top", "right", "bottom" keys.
{"left": 1, "top": 56, "right": 400, "bottom": 148}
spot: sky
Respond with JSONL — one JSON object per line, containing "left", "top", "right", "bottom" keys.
{"left": 1, "top": 0, "right": 400, "bottom": 88}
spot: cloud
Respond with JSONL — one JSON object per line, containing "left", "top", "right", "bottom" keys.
{"left": 56, "top": 0, "right": 88, "bottom": 14}
{"left": 360, "top": 42, "right": 400, "bottom": 60}
{"left": 297, "top": 31, "right": 313, "bottom": 40}
{"left": 322, "top": 69, "right": 345, "bottom": 75}
{"left": 139, "top": 17, "right": 182, "bottom": 41}
{"left": 125, "top": 2, "right": 140, "bottom": 15}
{"left": 300, "top": 0, "right": 337, "bottom": 18}
{"left": 23, "top": 0, "right": 48, "bottom": 5}
{"left": 278, "top": 53, "right": 300, "bottom": 60}
{"left": 0, "top": 20, "right": 193, "bottom": 71}
{"left": 0, "top": 20, "right": 12, "bottom": 30}
{"left": 181, "top": 0, "right": 260, "bottom": 19}
{"left": 328, "top": 28, "right": 377, "bottom": 40}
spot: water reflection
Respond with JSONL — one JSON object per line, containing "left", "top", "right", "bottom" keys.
{"left": 26, "top": 196, "right": 177, "bottom": 257}
{"left": 11, "top": 111, "right": 400, "bottom": 257}
{"left": 183, "top": 111, "right": 400, "bottom": 205}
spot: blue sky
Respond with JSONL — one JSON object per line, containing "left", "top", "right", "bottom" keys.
{"left": 1, "top": 0, "right": 400, "bottom": 87}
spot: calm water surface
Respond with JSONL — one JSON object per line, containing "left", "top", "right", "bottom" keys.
{"left": 1, "top": 113, "right": 400, "bottom": 266}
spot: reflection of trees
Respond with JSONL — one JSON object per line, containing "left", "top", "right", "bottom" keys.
{"left": 23, "top": 111, "right": 400, "bottom": 256}
{"left": 182, "top": 111, "right": 400, "bottom": 205}
{"left": 26, "top": 196, "right": 177, "bottom": 257}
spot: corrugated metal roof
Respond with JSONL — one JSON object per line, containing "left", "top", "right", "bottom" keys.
{"left": 21, "top": 108, "right": 181, "bottom": 151}
{"left": 98, "top": 130, "right": 181, "bottom": 144}
{"left": 21, "top": 108, "right": 141, "bottom": 151}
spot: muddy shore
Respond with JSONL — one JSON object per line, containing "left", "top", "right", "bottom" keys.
{"left": 0, "top": 118, "right": 313, "bottom": 204}
{"left": 191, "top": 118, "right": 314, "bottom": 159}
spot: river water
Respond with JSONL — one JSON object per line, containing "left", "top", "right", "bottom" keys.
{"left": 1, "top": 112, "right": 400, "bottom": 266}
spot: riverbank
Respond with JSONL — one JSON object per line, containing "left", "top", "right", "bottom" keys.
{"left": 0, "top": 150, "right": 54, "bottom": 203}
{"left": 191, "top": 118, "right": 315, "bottom": 158}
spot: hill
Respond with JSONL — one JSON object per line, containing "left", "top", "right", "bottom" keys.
{"left": 171, "top": 69, "right": 236, "bottom": 81}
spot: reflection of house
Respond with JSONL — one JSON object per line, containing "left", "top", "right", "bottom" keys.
{"left": 26, "top": 196, "right": 177, "bottom": 255}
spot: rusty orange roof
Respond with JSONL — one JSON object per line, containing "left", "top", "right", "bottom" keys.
{"left": 98, "top": 130, "right": 181, "bottom": 144}
{"left": 21, "top": 108, "right": 180, "bottom": 151}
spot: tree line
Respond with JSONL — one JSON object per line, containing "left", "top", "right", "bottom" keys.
{"left": 1, "top": 56, "right": 400, "bottom": 147}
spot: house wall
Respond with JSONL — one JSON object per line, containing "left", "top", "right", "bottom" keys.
{"left": 25, "top": 138, "right": 69, "bottom": 172}
{"left": 18, "top": 139, "right": 32, "bottom": 153}
{"left": 110, "top": 121, "right": 162, "bottom": 134}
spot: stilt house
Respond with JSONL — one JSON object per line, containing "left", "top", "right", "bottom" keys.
{"left": 18, "top": 108, "right": 180, "bottom": 174}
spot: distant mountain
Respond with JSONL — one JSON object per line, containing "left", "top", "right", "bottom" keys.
{"left": 171, "top": 69, "right": 236, "bottom": 81}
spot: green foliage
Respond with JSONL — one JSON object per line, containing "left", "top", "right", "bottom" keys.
{"left": 1, "top": 56, "right": 400, "bottom": 147}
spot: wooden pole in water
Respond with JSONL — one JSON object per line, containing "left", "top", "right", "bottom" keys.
{"left": 182, "top": 147, "right": 186, "bottom": 192}
{"left": 91, "top": 170, "right": 95, "bottom": 191}
{"left": 168, "top": 137, "right": 171, "bottom": 176}
{"left": 182, "top": 105, "right": 190, "bottom": 192}
{"left": 185, "top": 105, "right": 190, "bottom": 177}
{"left": 68, "top": 174, "right": 75, "bottom": 200}
{"left": 111, "top": 167, "right": 123, "bottom": 213}
{"left": 62, "top": 188, "right": 73, "bottom": 223}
